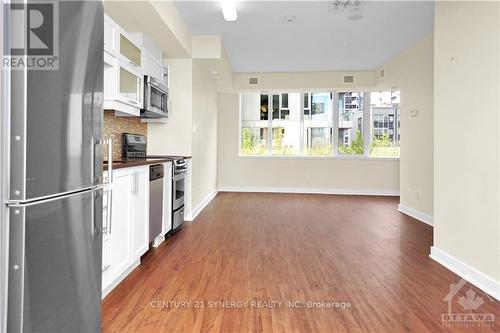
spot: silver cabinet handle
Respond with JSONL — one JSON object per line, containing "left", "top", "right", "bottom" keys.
{"left": 102, "top": 264, "right": 111, "bottom": 272}
{"left": 133, "top": 172, "right": 138, "bottom": 194}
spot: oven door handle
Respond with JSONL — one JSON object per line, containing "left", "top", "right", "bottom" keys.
{"left": 173, "top": 169, "right": 186, "bottom": 177}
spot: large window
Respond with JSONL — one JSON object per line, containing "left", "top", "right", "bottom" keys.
{"left": 304, "top": 93, "right": 333, "bottom": 156}
{"left": 369, "top": 91, "right": 400, "bottom": 157}
{"left": 338, "top": 92, "right": 365, "bottom": 155}
{"left": 240, "top": 90, "right": 400, "bottom": 158}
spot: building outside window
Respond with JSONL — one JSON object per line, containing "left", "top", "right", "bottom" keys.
{"left": 304, "top": 92, "right": 333, "bottom": 156}
{"left": 240, "top": 90, "right": 400, "bottom": 158}
{"left": 370, "top": 91, "right": 400, "bottom": 157}
{"left": 338, "top": 92, "right": 365, "bottom": 155}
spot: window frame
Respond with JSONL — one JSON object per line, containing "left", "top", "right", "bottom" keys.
{"left": 239, "top": 90, "right": 400, "bottom": 160}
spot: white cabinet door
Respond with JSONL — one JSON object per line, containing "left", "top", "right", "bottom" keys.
{"left": 144, "top": 52, "right": 163, "bottom": 82}
{"left": 104, "top": 14, "right": 117, "bottom": 57}
{"left": 118, "top": 28, "right": 142, "bottom": 71}
{"left": 131, "top": 167, "right": 149, "bottom": 260}
{"left": 117, "top": 61, "right": 143, "bottom": 111}
{"left": 106, "top": 170, "right": 132, "bottom": 285}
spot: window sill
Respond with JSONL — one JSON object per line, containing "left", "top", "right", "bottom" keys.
{"left": 238, "top": 154, "right": 400, "bottom": 161}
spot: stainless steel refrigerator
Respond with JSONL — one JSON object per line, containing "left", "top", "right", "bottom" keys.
{"left": 2, "top": 1, "right": 104, "bottom": 332}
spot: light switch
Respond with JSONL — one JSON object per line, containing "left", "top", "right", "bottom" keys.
{"left": 192, "top": 125, "right": 197, "bottom": 133}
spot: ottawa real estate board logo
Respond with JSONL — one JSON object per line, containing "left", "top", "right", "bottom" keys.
{"left": 3, "top": 2, "right": 59, "bottom": 70}
{"left": 442, "top": 278, "right": 495, "bottom": 328}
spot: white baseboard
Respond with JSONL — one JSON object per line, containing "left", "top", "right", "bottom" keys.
{"left": 398, "top": 204, "right": 433, "bottom": 226}
{"left": 218, "top": 186, "right": 399, "bottom": 196}
{"left": 430, "top": 246, "right": 500, "bottom": 301}
{"left": 184, "top": 188, "right": 218, "bottom": 222}
{"left": 152, "top": 234, "right": 165, "bottom": 248}
{"left": 102, "top": 259, "right": 141, "bottom": 299}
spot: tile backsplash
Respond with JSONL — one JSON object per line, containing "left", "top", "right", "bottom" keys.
{"left": 103, "top": 111, "right": 147, "bottom": 160}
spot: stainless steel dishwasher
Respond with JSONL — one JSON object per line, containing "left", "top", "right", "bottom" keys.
{"left": 149, "top": 164, "right": 164, "bottom": 243}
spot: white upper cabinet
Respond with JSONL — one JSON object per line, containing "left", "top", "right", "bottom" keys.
{"left": 104, "top": 15, "right": 117, "bottom": 57}
{"left": 117, "top": 61, "right": 143, "bottom": 109}
{"left": 103, "top": 14, "right": 167, "bottom": 117}
{"left": 103, "top": 14, "right": 143, "bottom": 116}
{"left": 131, "top": 33, "right": 165, "bottom": 85}
{"left": 118, "top": 30, "right": 142, "bottom": 71}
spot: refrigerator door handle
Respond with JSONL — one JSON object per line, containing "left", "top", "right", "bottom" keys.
{"left": 103, "top": 139, "right": 113, "bottom": 234}
{"left": 103, "top": 139, "right": 113, "bottom": 185}
{"left": 91, "top": 191, "right": 95, "bottom": 237}
{"left": 91, "top": 137, "right": 95, "bottom": 185}
{"left": 106, "top": 189, "right": 113, "bottom": 234}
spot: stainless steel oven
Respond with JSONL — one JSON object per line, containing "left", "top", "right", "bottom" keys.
{"left": 172, "top": 159, "right": 187, "bottom": 231}
{"left": 141, "top": 75, "right": 168, "bottom": 118}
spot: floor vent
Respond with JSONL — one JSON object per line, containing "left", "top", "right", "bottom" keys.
{"left": 343, "top": 75, "right": 355, "bottom": 84}
{"left": 248, "top": 77, "right": 258, "bottom": 85}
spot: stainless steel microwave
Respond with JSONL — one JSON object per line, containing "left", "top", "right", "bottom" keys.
{"left": 141, "top": 75, "right": 168, "bottom": 118}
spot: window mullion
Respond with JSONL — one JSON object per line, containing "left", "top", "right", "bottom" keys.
{"left": 299, "top": 93, "right": 304, "bottom": 155}
{"left": 332, "top": 92, "right": 339, "bottom": 156}
{"left": 362, "top": 92, "right": 371, "bottom": 157}
{"left": 268, "top": 93, "right": 272, "bottom": 155}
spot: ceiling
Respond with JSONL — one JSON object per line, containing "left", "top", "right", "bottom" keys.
{"left": 174, "top": 1, "right": 434, "bottom": 73}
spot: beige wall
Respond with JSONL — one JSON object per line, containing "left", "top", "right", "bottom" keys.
{"left": 376, "top": 35, "right": 434, "bottom": 216}
{"left": 218, "top": 94, "right": 400, "bottom": 194}
{"left": 233, "top": 70, "right": 376, "bottom": 91}
{"left": 191, "top": 60, "right": 218, "bottom": 207}
{"left": 434, "top": 1, "right": 500, "bottom": 280}
{"left": 218, "top": 38, "right": 434, "bottom": 196}
{"left": 148, "top": 58, "right": 193, "bottom": 156}
{"left": 148, "top": 58, "right": 219, "bottom": 210}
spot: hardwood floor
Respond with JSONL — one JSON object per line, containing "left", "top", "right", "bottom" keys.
{"left": 102, "top": 193, "right": 500, "bottom": 332}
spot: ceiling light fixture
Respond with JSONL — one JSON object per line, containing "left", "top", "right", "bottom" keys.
{"left": 284, "top": 15, "right": 296, "bottom": 23}
{"left": 329, "top": 0, "right": 364, "bottom": 20}
{"left": 221, "top": 0, "right": 237, "bottom": 22}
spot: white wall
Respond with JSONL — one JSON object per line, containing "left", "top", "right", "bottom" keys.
{"left": 191, "top": 60, "right": 218, "bottom": 208}
{"left": 218, "top": 94, "right": 400, "bottom": 194}
{"left": 376, "top": 35, "right": 434, "bottom": 217}
{"left": 434, "top": 1, "right": 500, "bottom": 281}
{"left": 218, "top": 39, "right": 436, "bottom": 195}
{"left": 233, "top": 70, "right": 376, "bottom": 91}
{"left": 148, "top": 58, "right": 219, "bottom": 211}
{"left": 148, "top": 58, "right": 193, "bottom": 156}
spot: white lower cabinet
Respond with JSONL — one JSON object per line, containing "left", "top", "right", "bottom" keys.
{"left": 130, "top": 167, "right": 149, "bottom": 259}
{"left": 102, "top": 166, "right": 149, "bottom": 298}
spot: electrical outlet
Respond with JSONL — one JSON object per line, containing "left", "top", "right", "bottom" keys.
{"left": 417, "top": 191, "right": 422, "bottom": 200}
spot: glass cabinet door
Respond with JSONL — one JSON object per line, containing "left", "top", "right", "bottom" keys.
{"left": 119, "top": 66, "right": 142, "bottom": 107}
{"left": 120, "top": 34, "right": 141, "bottom": 68}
